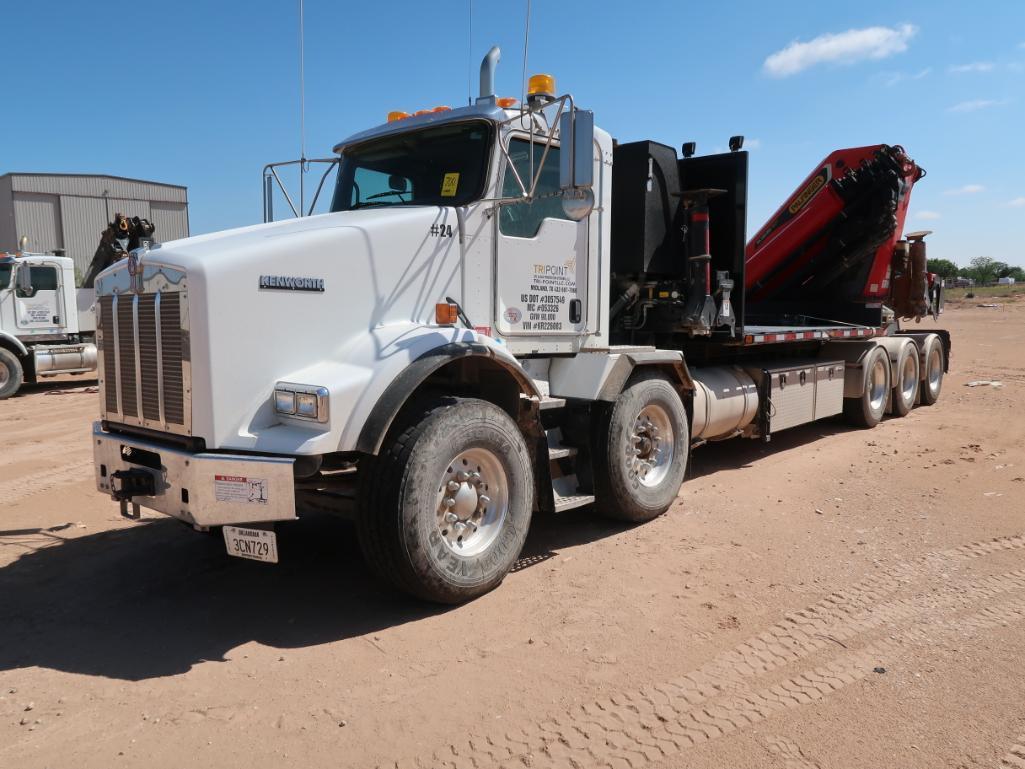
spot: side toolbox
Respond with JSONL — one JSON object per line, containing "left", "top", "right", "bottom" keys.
{"left": 744, "top": 360, "right": 845, "bottom": 434}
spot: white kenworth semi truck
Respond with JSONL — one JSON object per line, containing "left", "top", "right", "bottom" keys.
{"left": 0, "top": 252, "right": 98, "bottom": 398}
{"left": 92, "top": 48, "right": 950, "bottom": 603}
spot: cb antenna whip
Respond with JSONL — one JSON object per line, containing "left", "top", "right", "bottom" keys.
{"left": 467, "top": 0, "right": 473, "bottom": 106}
{"left": 520, "top": 0, "right": 531, "bottom": 111}
{"left": 298, "top": 0, "right": 307, "bottom": 214}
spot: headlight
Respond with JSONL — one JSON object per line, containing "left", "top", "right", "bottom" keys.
{"left": 274, "top": 383, "right": 329, "bottom": 423}
{"left": 274, "top": 390, "right": 296, "bottom": 415}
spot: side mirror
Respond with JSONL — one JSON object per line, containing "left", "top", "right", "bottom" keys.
{"left": 15, "top": 265, "right": 33, "bottom": 296}
{"left": 559, "top": 109, "right": 594, "bottom": 191}
{"left": 388, "top": 174, "right": 408, "bottom": 193}
{"left": 559, "top": 109, "right": 595, "bottom": 221}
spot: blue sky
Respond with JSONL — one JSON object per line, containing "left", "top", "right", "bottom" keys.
{"left": 2, "top": 1, "right": 1023, "bottom": 266}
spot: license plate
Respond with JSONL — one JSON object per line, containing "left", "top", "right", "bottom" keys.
{"left": 222, "top": 526, "right": 278, "bottom": 563}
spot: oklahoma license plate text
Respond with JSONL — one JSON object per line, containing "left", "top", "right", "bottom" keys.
{"left": 223, "top": 526, "right": 278, "bottom": 563}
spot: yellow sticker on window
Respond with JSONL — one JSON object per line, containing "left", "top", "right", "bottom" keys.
{"left": 440, "top": 172, "right": 460, "bottom": 197}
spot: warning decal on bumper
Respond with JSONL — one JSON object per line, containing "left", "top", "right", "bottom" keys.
{"left": 214, "top": 475, "right": 268, "bottom": 504}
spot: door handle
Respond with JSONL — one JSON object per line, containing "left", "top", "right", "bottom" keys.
{"left": 569, "top": 298, "right": 582, "bottom": 324}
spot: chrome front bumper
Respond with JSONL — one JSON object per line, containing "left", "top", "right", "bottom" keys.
{"left": 92, "top": 422, "right": 297, "bottom": 527}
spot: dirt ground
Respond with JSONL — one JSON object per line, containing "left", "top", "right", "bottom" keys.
{"left": 2, "top": 299, "right": 1024, "bottom": 769}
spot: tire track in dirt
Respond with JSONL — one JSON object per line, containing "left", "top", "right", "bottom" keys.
{"left": 762, "top": 736, "right": 821, "bottom": 768}
{"left": 378, "top": 533, "right": 1025, "bottom": 769}
{"left": 1001, "top": 735, "right": 1025, "bottom": 768}
{"left": 419, "top": 595, "right": 1025, "bottom": 769}
{"left": 0, "top": 461, "right": 93, "bottom": 506}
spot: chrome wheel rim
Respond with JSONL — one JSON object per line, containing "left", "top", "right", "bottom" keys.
{"left": 927, "top": 347, "right": 943, "bottom": 396}
{"left": 869, "top": 357, "right": 888, "bottom": 412}
{"left": 435, "top": 448, "right": 509, "bottom": 557}
{"left": 628, "top": 405, "right": 675, "bottom": 487}
{"left": 900, "top": 353, "right": 917, "bottom": 404}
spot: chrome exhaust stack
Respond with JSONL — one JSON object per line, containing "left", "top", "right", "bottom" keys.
{"left": 477, "top": 46, "right": 501, "bottom": 104}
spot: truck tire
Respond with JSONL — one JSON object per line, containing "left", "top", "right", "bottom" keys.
{"left": 593, "top": 370, "right": 689, "bottom": 523}
{"left": 357, "top": 397, "right": 534, "bottom": 604}
{"left": 843, "top": 345, "right": 890, "bottom": 428}
{"left": 0, "top": 348, "right": 24, "bottom": 399}
{"left": 890, "top": 342, "right": 920, "bottom": 417}
{"left": 919, "top": 337, "right": 944, "bottom": 406}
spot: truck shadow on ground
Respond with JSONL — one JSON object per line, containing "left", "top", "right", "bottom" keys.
{"left": 0, "top": 506, "right": 627, "bottom": 682}
{"left": 16, "top": 377, "right": 99, "bottom": 396}
{"left": 686, "top": 415, "right": 860, "bottom": 480}
{"left": 0, "top": 416, "right": 872, "bottom": 682}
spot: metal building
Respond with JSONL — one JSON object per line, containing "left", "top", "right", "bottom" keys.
{"left": 0, "top": 173, "right": 188, "bottom": 278}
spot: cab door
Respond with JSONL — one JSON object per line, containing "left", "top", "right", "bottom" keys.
{"left": 14, "top": 262, "right": 64, "bottom": 332}
{"left": 494, "top": 138, "right": 588, "bottom": 341}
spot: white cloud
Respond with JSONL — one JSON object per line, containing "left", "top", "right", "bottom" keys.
{"left": 915, "top": 210, "right": 942, "bottom": 221}
{"left": 745, "top": 138, "right": 762, "bottom": 150}
{"left": 763, "top": 24, "right": 917, "bottom": 77}
{"left": 944, "top": 184, "right": 985, "bottom": 195}
{"left": 882, "top": 66, "right": 932, "bottom": 87}
{"left": 949, "top": 61, "right": 995, "bottom": 73}
{"left": 947, "top": 98, "right": 1006, "bottom": 113}
{"left": 1009, "top": 197, "right": 1025, "bottom": 208}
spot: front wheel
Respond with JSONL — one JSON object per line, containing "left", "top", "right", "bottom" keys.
{"left": 357, "top": 397, "right": 534, "bottom": 604}
{"left": 0, "top": 348, "right": 24, "bottom": 400}
{"left": 593, "top": 371, "right": 689, "bottom": 523}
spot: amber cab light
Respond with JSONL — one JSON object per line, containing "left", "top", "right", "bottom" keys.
{"left": 435, "top": 303, "right": 459, "bottom": 325}
{"left": 527, "top": 73, "right": 555, "bottom": 98}
{"left": 496, "top": 96, "right": 518, "bottom": 108}
{"left": 387, "top": 111, "right": 410, "bottom": 122}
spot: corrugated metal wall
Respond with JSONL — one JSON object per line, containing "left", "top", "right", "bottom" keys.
{"left": 60, "top": 195, "right": 108, "bottom": 273}
{"left": 0, "top": 176, "right": 15, "bottom": 252}
{"left": 150, "top": 202, "right": 189, "bottom": 246}
{"left": 0, "top": 174, "right": 188, "bottom": 278}
{"left": 7, "top": 174, "right": 186, "bottom": 204}
{"left": 12, "top": 192, "right": 63, "bottom": 254}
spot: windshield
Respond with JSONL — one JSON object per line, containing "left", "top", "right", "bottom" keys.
{"left": 0, "top": 263, "right": 12, "bottom": 289}
{"left": 330, "top": 121, "right": 492, "bottom": 212}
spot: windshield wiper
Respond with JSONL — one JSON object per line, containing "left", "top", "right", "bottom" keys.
{"left": 348, "top": 201, "right": 392, "bottom": 210}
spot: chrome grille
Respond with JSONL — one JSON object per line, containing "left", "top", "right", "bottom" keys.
{"left": 97, "top": 286, "right": 190, "bottom": 435}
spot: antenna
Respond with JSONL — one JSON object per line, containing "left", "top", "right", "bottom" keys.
{"left": 521, "top": 0, "right": 532, "bottom": 182}
{"left": 298, "top": 0, "right": 307, "bottom": 214}
{"left": 520, "top": 0, "right": 531, "bottom": 111}
{"left": 467, "top": 0, "right": 473, "bottom": 106}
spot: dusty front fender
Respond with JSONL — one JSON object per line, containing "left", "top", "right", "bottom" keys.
{"left": 354, "top": 339, "right": 541, "bottom": 455}
{"left": 0, "top": 330, "right": 28, "bottom": 357}
{"left": 238, "top": 322, "right": 536, "bottom": 456}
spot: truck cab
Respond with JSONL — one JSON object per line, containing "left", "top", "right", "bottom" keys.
{"left": 91, "top": 47, "right": 949, "bottom": 604}
{"left": 0, "top": 253, "right": 97, "bottom": 398}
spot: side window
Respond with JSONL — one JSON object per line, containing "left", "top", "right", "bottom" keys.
{"left": 16, "top": 266, "right": 58, "bottom": 298}
{"left": 499, "top": 139, "right": 570, "bottom": 238}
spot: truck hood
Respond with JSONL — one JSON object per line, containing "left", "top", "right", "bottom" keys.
{"left": 126, "top": 206, "right": 491, "bottom": 453}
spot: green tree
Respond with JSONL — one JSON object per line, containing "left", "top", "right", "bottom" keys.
{"left": 927, "top": 258, "right": 959, "bottom": 278}
{"left": 968, "top": 256, "right": 998, "bottom": 284}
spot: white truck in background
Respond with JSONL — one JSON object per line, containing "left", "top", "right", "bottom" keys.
{"left": 0, "top": 251, "right": 98, "bottom": 398}
{"left": 91, "top": 47, "right": 950, "bottom": 604}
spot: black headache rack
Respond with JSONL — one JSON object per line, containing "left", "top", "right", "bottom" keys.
{"left": 608, "top": 140, "right": 749, "bottom": 344}
{"left": 607, "top": 140, "right": 888, "bottom": 351}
